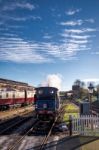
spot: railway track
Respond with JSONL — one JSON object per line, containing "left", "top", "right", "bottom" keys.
{"left": 91, "top": 105, "right": 99, "bottom": 113}
{"left": 0, "top": 111, "right": 35, "bottom": 134}
{"left": 39, "top": 118, "right": 58, "bottom": 150}
{"left": 0, "top": 105, "right": 66, "bottom": 150}
{"left": 34, "top": 106, "right": 66, "bottom": 150}
{"left": 0, "top": 116, "right": 33, "bottom": 135}
{"left": 0, "top": 116, "right": 39, "bottom": 150}
{"left": 7, "top": 119, "right": 39, "bottom": 150}
{"left": 7, "top": 119, "right": 53, "bottom": 150}
{"left": 6, "top": 119, "right": 57, "bottom": 150}
{"left": 91, "top": 105, "right": 99, "bottom": 115}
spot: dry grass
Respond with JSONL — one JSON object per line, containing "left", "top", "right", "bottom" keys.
{"left": 63, "top": 103, "right": 80, "bottom": 122}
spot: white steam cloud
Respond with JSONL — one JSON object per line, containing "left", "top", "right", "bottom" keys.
{"left": 40, "top": 74, "right": 62, "bottom": 90}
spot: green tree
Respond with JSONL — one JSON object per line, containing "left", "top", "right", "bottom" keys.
{"left": 73, "top": 79, "right": 87, "bottom": 100}
{"left": 74, "top": 79, "right": 85, "bottom": 88}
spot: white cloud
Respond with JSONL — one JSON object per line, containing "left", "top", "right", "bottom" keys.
{"left": 43, "top": 34, "right": 52, "bottom": 39}
{"left": 60, "top": 19, "right": 95, "bottom": 26}
{"left": 0, "top": 33, "right": 18, "bottom": 37}
{"left": 16, "top": 3, "right": 35, "bottom": 10}
{"left": 60, "top": 27, "right": 95, "bottom": 51}
{"left": 64, "top": 28, "right": 96, "bottom": 34}
{"left": 0, "top": 36, "right": 84, "bottom": 63}
{"left": 70, "top": 35, "right": 90, "bottom": 39}
{"left": 0, "top": 14, "right": 42, "bottom": 22}
{"left": 3, "top": 2, "right": 35, "bottom": 11}
{"left": 91, "top": 52, "right": 99, "bottom": 55}
{"left": 61, "top": 34, "right": 90, "bottom": 40}
{"left": 0, "top": 22, "right": 97, "bottom": 64}
{"left": 31, "top": 16, "right": 42, "bottom": 20}
{"left": 85, "top": 28, "right": 97, "bottom": 32}
{"left": 64, "top": 29, "right": 85, "bottom": 34}
{"left": 86, "top": 19, "right": 95, "bottom": 23}
{"left": 69, "top": 39, "right": 88, "bottom": 44}
{"left": 66, "top": 8, "right": 81, "bottom": 15}
{"left": 2, "top": 25, "right": 26, "bottom": 29}
{"left": 0, "top": 37, "right": 52, "bottom": 63}
{"left": 0, "top": 2, "right": 41, "bottom": 23}
{"left": 58, "top": 26, "right": 97, "bottom": 59}
{"left": 60, "top": 20, "right": 83, "bottom": 26}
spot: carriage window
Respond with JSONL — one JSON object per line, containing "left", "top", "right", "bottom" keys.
{"left": 38, "top": 90, "right": 43, "bottom": 94}
{"left": 0, "top": 95, "right": 2, "bottom": 99}
{"left": 13, "top": 93, "right": 15, "bottom": 98}
{"left": 6, "top": 93, "right": 9, "bottom": 98}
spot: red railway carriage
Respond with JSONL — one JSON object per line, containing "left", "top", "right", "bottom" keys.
{"left": 0, "top": 91, "right": 14, "bottom": 107}
{"left": 26, "top": 91, "right": 35, "bottom": 104}
{"left": 0, "top": 90, "right": 35, "bottom": 110}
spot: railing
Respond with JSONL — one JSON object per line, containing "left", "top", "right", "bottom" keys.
{"left": 70, "top": 115, "right": 99, "bottom": 136}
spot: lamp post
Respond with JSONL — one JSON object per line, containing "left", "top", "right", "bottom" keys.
{"left": 88, "top": 83, "right": 94, "bottom": 113}
{"left": 97, "top": 86, "right": 99, "bottom": 101}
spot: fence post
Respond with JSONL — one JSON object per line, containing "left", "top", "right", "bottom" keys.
{"left": 91, "top": 115, "right": 94, "bottom": 131}
{"left": 69, "top": 115, "right": 72, "bottom": 136}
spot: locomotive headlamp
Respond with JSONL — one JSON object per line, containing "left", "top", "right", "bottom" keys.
{"left": 43, "top": 103, "right": 47, "bottom": 109}
{"left": 35, "top": 104, "right": 38, "bottom": 109}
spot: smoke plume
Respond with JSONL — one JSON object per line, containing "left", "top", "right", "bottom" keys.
{"left": 40, "top": 74, "right": 62, "bottom": 90}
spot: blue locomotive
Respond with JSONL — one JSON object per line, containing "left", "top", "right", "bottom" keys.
{"left": 35, "top": 87, "right": 60, "bottom": 120}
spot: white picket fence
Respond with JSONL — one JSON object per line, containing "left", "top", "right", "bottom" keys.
{"left": 72, "top": 115, "right": 99, "bottom": 136}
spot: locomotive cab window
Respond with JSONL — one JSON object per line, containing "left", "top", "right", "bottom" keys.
{"left": 36, "top": 87, "right": 57, "bottom": 100}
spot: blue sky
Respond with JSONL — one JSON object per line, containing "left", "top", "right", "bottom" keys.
{"left": 0, "top": 0, "right": 99, "bottom": 90}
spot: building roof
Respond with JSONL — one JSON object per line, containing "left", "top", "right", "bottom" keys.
{"left": 0, "top": 78, "right": 35, "bottom": 91}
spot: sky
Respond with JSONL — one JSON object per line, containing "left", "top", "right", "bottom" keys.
{"left": 0, "top": 0, "right": 99, "bottom": 90}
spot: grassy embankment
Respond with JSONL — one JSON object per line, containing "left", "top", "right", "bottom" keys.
{"left": 63, "top": 103, "right": 80, "bottom": 122}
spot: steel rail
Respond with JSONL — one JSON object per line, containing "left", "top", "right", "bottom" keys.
{"left": 39, "top": 106, "right": 65, "bottom": 150}
{"left": 7, "top": 119, "right": 40, "bottom": 150}
{"left": 0, "top": 112, "right": 33, "bottom": 134}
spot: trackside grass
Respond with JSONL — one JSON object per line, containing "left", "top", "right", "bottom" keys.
{"left": 63, "top": 103, "right": 80, "bottom": 122}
